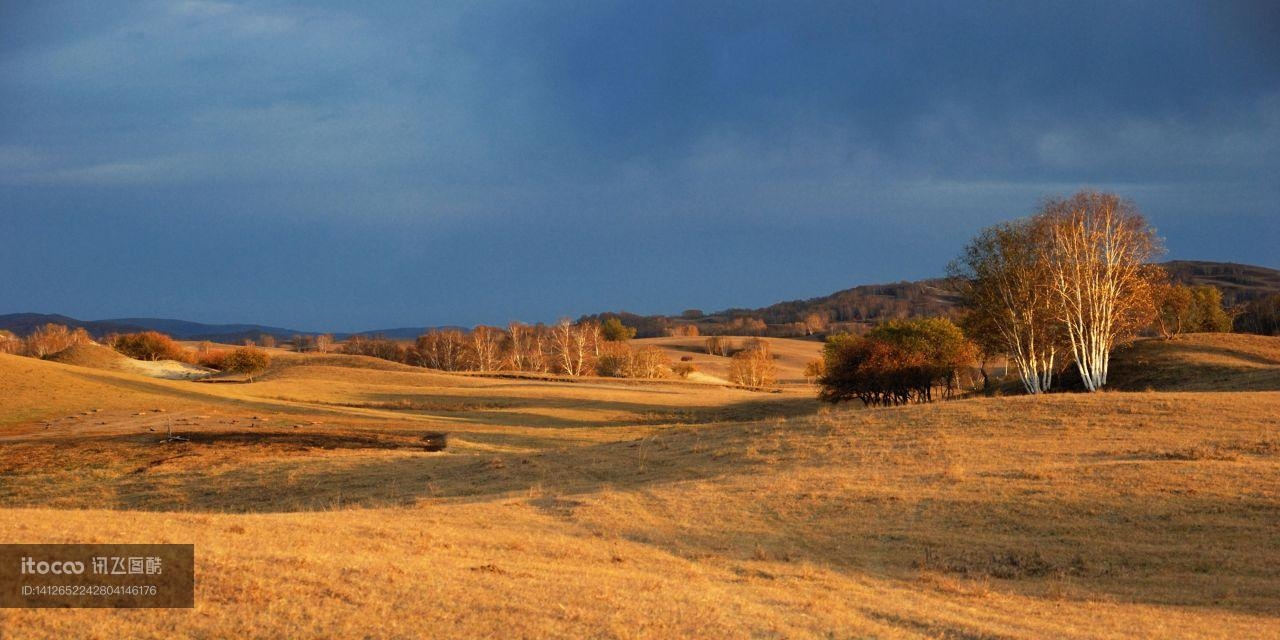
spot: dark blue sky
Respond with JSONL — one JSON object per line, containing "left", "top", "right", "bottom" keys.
{"left": 2, "top": 1, "right": 1277, "bottom": 331}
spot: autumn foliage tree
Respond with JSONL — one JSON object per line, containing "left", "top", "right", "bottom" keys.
{"left": 23, "top": 324, "right": 91, "bottom": 358}
{"left": 729, "top": 339, "right": 776, "bottom": 388}
{"left": 596, "top": 343, "right": 670, "bottom": 378}
{"left": 599, "top": 317, "right": 637, "bottom": 341}
{"left": 414, "top": 330, "right": 467, "bottom": 371}
{"left": 950, "top": 218, "right": 1063, "bottom": 394}
{"left": 341, "top": 335, "right": 408, "bottom": 363}
{"left": 0, "top": 330, "right": 21, "bottom": 355}
{"left": 953, "top": 191, "right": 1162, "bottom": 393}
{"left": 1154, "top": 284, "right": 1232, "bottom": 337}
{"left": 1038, "top": 192, "right": 1162, "bottom": 391}
{"left": 818, "top": 317, "right": 973, "bottom": 406}
{"left": 222, "top": 346, "right": 271, "bottom": 381}
{"left": 468, "top": 326, "right": 503, "bottom": 371}
{"left": 111, "top": 331, "right": 187, "bottom": 361}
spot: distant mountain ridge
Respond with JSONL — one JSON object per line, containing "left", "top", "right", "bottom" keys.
{"left": 0, "top": 314, "right": 459, "bottom": 343}
{"left": 3, "top": 260, "right": 1276, "bottom": 340}
{"left": 585, "top": 260, "right": 1280, "bottom": 337}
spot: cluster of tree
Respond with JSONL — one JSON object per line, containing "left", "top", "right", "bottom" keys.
{"left": 596, "top": 343, "right": 670, "bottom": 379}
{"left": 1153, "top": 284, "right": 1233, "bottom": 337}
{"left": 951, "top": 191, "right": 1163, "bottom": 393}
{"left": 1234, "top": 294, "right": 1280, "bottom": 336}
{"left": 336, "top": 320, "right": 680, "bottom": 380}
{"left": 728, "top": 339, "right": 777, "bottom": 388}
{"left": 818, "top": 317, "right": 973, "bottom": 406}
{"left": 5, "top": 323, "right": 92, "bottom": 358}
{"left": 290, "top": 334, "right": 336, "bottom": 353}
{"left": 705, "top": 336, "right": 734, "bottom": 356}
{"left": 0, "top": 330, "right": 18, "bottom": 355}
{"left": 109, "top": 331, "right": 187, "bottom": 361}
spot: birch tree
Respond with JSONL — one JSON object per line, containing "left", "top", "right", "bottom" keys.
{"left": 550, "top": 319, "right": 593, "bottom": 376}
{"left": 950, "top": 219, "right": 1062, "bottom": 394}
{"left": 1037, "top": 192, "right": 1161, "bottom": 391}
{"left": 468, "top": 326, "right": 503, "bottom": 371}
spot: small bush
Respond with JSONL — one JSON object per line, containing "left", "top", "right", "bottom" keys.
{"left": 111, "top": 331, "right": 188, "bottom": 362}
{"left": 223, "top": 347, "right": 272, "bottom": 380}
{"left": 197, "top": 349, "right": 230, "bottom": 370}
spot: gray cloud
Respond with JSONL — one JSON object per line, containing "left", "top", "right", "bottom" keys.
{"left": 1, "top": 1, "right": 1276, "bottom": 328}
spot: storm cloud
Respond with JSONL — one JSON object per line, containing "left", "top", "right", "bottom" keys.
{"left": 2, "top": 1, "right": 1277, "bottom": 329}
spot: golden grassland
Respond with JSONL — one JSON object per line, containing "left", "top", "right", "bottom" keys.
{"left": 633, "top": 336, "right": 825, "bottom": 383}
{"left": 0, "top": 334, "right": 1278, "bottom": 638}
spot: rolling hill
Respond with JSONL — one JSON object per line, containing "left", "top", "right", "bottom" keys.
{"left": 1, "top": 335, "right": 1277, "bottom": 638}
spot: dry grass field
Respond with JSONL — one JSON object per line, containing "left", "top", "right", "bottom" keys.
{"left": 1, "top": 334, "right": 1278, "bottom": 638}
{"left": 633, "top": 336, "right": 824, "bottom": 384}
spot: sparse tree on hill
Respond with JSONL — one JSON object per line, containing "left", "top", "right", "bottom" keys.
{"left": 705, "top": 336, "right": 732, "bottom": 356}
{"left": 22, "top": 324, "right": 90, "bottom": 358}
{"left": 600, "top": 317, "right": 637, "bottom": 341}
{"left": 0, "top": 330, "right": 20, "bottom": 355}
{"left": 291, "top": 334, "right": 317, "bottom": 352}
{"left": 803, "top": 313, "right": 828, "bottom": 336}
{"left": 315, "top": 334, "right": 335, "bottom": 353}
{"left": 729, "top": 339, "right": 776, "bottom": 388}
{"left": 223, "top": 346, "right": 271, "bottom": 381}
{"left": 259, "top": 334, "right": 276, "bottom": 349}
{"left": 1038, "top": 191, "right": 1162, "bottom": 391}
{"left": 803, "top": 358, "right": 825, "bottom": 385}
{"left": 664, "top": 324, "right": 699, "bottom": 337}
{"left": 342, "top": 335, "right": 408, "bottom": 363}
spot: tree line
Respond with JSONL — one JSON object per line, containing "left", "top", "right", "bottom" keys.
{"left": 339, "top": 319, "right": 674, "bottom": 380}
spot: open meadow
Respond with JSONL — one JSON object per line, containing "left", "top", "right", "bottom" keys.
{"left": 0, "top": 333, "right": 1277, "bottom": 638}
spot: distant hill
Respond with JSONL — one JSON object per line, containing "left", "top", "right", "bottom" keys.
{"left": 1161, "top": 261, "right": 1280, "bottom": 306}
{"left": 0, "top": 312, "right": 464, "bottom": 343}
{"left": 0, "top": 313, "right": 312, "bottom": 343}
{"left": 1088, "top": 333, "right": 1280, "bottom": 392}
{"left": 105, "top": 317, "right": 312, "bottom": 343}
{"left": 588, "top": 260, "right": 1280, "bottom": 338}
{"left": 5, "top": 260, "right": 1276, "bottom": 341}
{"left": 0, "top": 313, "right": 149, "bottom": 338}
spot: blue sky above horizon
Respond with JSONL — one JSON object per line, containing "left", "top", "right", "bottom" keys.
{"left": 2, "top": 1, "right": 1278, "bottom": 331}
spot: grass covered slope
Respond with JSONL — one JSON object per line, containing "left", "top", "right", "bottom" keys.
{"left": 1106, "top": 333, "right": 1280, "bottom": 391}
{"left": 633, "top": 336, "right": 824, "bottom": 384}
{"left": 2, "top": 339, "right": 1279, "bottom": 637}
